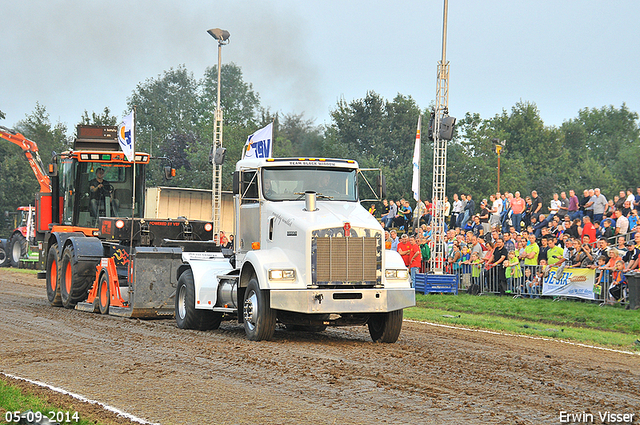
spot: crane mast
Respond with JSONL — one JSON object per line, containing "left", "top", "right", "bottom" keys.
{"left": 0, "top": 126, "right": 51, "bottom": 193}
{"left": 430, "top": 0, "right": 450, "bottom": 273}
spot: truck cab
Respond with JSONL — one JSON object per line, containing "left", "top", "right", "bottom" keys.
{"left": 178, "top": 157, "right": 415, "bottom": 343}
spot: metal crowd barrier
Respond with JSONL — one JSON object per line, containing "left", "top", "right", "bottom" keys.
{"left": 419, "top": 259, "right": 628, "bottom": 306}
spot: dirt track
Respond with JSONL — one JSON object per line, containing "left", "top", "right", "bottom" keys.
{"left": 0, "top": 269, "right": 638, "bottom": 425}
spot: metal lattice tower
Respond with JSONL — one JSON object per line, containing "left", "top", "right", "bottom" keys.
{"left": 212, "top": 107, "right": 223, "bottom": 235}
{"left": 430, "top": 0, "right": 450, "bottom": 274}
{"left": 207, "top": 28, "right": 229, "bottom": 238}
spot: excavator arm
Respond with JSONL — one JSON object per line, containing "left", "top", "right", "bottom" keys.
{"left": 0, "top": 126, "right": 51, "bottom": 193}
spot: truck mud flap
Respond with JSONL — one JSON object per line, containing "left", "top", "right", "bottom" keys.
{"left": 110, "top": 247, "right": 183, "bottom": 319}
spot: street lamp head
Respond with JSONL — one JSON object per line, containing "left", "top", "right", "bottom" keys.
{"left": 207, "top": 28, "right": 230, "bottom": 44}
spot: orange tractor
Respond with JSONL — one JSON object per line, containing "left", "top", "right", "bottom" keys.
{"left": 2, "top": 125, "right": 215, "bottom": 317}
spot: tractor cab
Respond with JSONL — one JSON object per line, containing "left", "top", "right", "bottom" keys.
{"left": 58, "top": 154, "right": 147, "bottom": 228}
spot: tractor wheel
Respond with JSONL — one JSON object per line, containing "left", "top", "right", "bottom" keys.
{"left": 45, "top": 244, "right": 62, "bottom": 307}
{"left": 9, "top": 232, "right": 27, "bottom": 268}
{"left": 59, "top": 244, "right": 94, "bottom": 309}
{"left": 98, "top": 272, "right": 110, "bottom": 315}
{"left": 175, "top": 269, "right": 223, "bottom": 331}
{"left": 242, "top": 277, "right": 276, "bottom": 341}
{"left": 0, "top": 240, "right": 9, "bottom": 267}
{"left": 368, "top": 309, "right": 404, "bottom": 343}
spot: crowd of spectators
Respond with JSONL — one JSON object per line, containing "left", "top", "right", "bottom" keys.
{"left": 376, "top": 187, "right": 640, "bottom": 302}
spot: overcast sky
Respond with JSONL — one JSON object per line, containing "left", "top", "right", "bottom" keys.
{"left": 2, "top": 0, "right": 639, "bottom": 134}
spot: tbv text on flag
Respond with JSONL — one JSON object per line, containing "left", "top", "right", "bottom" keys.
{"left": 118, "top": 111, "right": 135, "bottom": 162}
{"left": 242, "top": 122, "right": 273, "bottom": 159}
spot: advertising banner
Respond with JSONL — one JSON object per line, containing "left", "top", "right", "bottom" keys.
{"left": 541, "top": 267, "right": 597, "bottom": 300}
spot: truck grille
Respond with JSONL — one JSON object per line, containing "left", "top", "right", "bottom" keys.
{"left": 313, "top": 236, "right": 379, "bottom": 285}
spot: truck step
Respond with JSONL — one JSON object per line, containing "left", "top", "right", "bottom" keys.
{"left": 211, "top": 307, "right": 238, "bottom": 313}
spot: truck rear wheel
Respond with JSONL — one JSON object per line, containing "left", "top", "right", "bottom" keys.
{"left": 368, "top": 309, "right": 403, "bottom": 343}
{"left": 242, "top": 277, "right": 276, "bottom": 341}
{"left": 46, "top": 244, "right": 62, "bottom": 307}
{"left": 175, "top": 269, "right": 223, "bottom": 331}
{"left": 9, "top": 232, "right": 27, "bottom": 268}
{"left": 59, "top": 244, "right": 94, "bottom": 309}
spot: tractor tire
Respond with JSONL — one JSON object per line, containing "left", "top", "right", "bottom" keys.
{"left": 9, "top": 232, "right": 27, "bottom": 268}
{"left": 368, "top": 309, "right": 404, "bottom": 343}
{"left": 0, "top": 239, "right": 9, "bottom": 267}
{"left": 242, "top": 277, "right": 276, "bottom": 341}
{"left": 98, "top": 272, "right": 110, "bottom": 315}
{"left": 175, "top": 269, "right": 223, "bottom": 331}
{"left": 45, "top": 244, "right": 62, "bottom": 307}
{"left": 59, "top": 244, "right": 95, "bottom": 309}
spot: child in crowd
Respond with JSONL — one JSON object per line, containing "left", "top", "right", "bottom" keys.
{"left": 463, "top": 252, "right": 483, "bottom": 294}
{"left": 594, "top": 255, "right": 609, "bottom": 291}
{"left": 529, "top": 266, "right": 543, "bottom": 299}
{"left": 608, "top": 259, "right": 628, "bottom": 304}
{"left": 522, "top": 267, "right": 533, "bottom": 297}
{"left": 504, "top": 250, "right": 522, "bottom": 294}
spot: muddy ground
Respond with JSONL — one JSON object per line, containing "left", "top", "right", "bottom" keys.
{"left": 0, "top": 269, "right": 638, "bottom": 425}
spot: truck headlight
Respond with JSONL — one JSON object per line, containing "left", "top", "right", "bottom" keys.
{"left": 268, "top": 269, "right": 296, "bottom": 281}
{"left": 385, "top": 269, "right": 409, "bottom": 280}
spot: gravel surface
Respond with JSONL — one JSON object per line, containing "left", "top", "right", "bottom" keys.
{"left": 0, "top": 269, "right": 638, "bottom": 425}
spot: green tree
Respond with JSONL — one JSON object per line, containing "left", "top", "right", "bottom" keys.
{"left": 199, "top": 63, "right": 260, "bottom": 128}
{"left": 0, "top": 104, "right": 67, "bottom": 236}
{"left": 324, "top": 91, "right": 422, "bottom": 202}
{"left": 561, "top": 103, "right": 640, "bottom": 193}
{"left": 127, "top": 65, "right": 200, "bottom": 159}
{"left": 79, "top": 107, "right": 118, "bottom": 126}
{"left": 127, "top": 63, "right": 263, "bottom": 190}
{"left": 274, "top": 112, "right": 324, "bottom": 157}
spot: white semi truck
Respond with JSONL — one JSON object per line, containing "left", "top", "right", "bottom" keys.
{"left": 175, "top": 157, "right": 415, "bottom": 342}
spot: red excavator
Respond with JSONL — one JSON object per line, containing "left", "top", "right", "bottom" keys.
{"left": 0, "top": 126, "right": 51, "bottom": 267}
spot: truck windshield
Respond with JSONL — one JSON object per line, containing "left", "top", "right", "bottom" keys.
{"left": 262, "top": 167, "right": 357, "bottom": 201}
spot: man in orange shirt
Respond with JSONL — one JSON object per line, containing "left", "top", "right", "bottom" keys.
{"left": 581, "top": 215, "right": 596, "bottom": 246}
{"left": 397, "top": 234, "right": 412, "bottom": 267}
{"left": 408, "top": 235, "right": 422, "bottom": 288}
{"left": 510, "top": 191, "right": 526, "bottom": 233}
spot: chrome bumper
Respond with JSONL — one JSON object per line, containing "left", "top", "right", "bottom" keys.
{"left": 270, "top": 287, "right": 415, "bottom": 314}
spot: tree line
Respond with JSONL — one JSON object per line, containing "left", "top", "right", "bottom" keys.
{"left": 1, "top": 63, "right": 639, "bottom": 235}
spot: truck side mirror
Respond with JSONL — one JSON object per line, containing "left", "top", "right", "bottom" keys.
{"left": 164, "top": 166, "right": 175, "bottom": 180}
{"left": 232, "top": 171, "right": 240, "bottom": 195}
{"left": 48, "top": 163, "right": 58, "bottom": 177}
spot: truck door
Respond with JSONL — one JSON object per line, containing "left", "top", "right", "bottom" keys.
{"left": 237, "top": 169, "right": 260, "bottom": 253}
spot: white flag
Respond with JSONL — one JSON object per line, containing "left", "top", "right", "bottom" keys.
{"left": 243, "top": 122, "right": 273, "bottom": 159}
{"left": 118, "top": 111, "right": 135, "bottom": 162}
{"left": 412, "top": 115, "right": 421, "bottom": 202}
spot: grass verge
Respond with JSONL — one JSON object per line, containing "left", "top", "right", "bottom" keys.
{"left": 405, "top": 293, "right": 640, "bottom": 352}
{"left": 0, "top": 376, "right": 102, "bottom": 425}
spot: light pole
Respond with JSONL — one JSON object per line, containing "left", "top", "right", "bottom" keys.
{"left": 207, "top": 28, "right": 230, "bottom": 239}
{"left": 491, "top": 138, "right": 505, "bottom": 193}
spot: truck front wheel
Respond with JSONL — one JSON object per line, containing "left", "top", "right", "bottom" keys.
{"left": 242, "top": 277, "right": 276, "bottom": 341}
{"left": 368, "top": 309, "right": 404, "bottom": 343}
